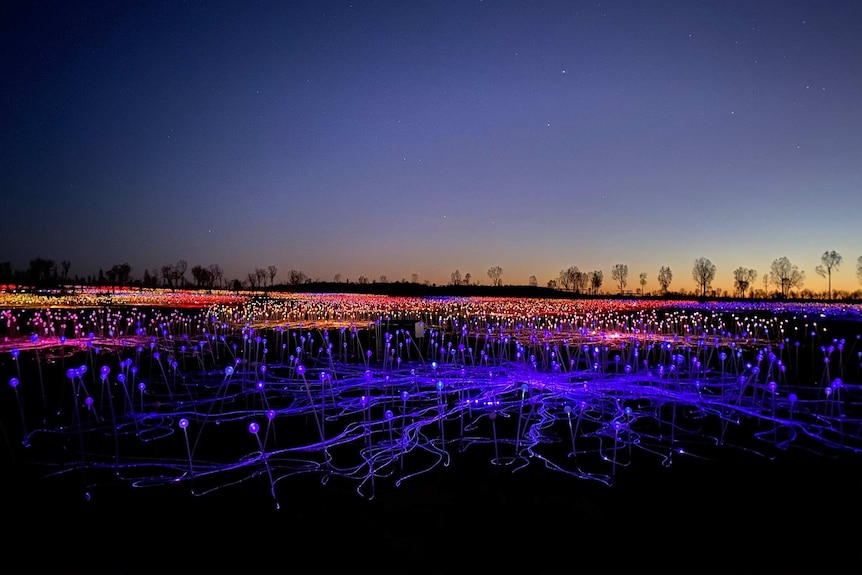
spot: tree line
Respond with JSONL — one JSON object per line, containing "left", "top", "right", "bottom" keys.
{"left": 1, "top": 250, "right": 860, "bottom": 300}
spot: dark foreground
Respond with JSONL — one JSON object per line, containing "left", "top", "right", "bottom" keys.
{"left": 3, "top": 440, "right": 860, "bottom": 575}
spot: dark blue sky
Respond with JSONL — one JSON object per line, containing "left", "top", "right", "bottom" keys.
{"left": 2, "top": 0, "right": 860, "bottom": 292}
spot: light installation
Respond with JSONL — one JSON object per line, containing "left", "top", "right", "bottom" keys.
{"left": 1, "top": 293, "right": 860, "bottom": 509}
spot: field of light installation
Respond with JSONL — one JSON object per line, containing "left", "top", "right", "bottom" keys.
{"left": 2, "top": 289, "right": 861, "bottom": 573}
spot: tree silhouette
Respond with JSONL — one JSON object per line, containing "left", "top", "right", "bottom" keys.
{"left": 657, "top": 266, "right": 672, "bottom": 294}
{"left": 692, "top": 258, "right": 716, "bottom": 297}
{"left": 769, "top": 256, "right": 805, "bottom": 297}
{"left": 267, "top": 265, "right": 278, "bottom": 287}
{"left": 487, "top": 266, "right": 503, "bottom": 286}
{"left": 288, "top": 269, "right": 308, "bottom": 285}
{"left": 639, "top": 272, "right": 647, "bottom": 295}
{"left": 732, "top": 267, "right": 757, "bottom": 298}
{"left": 815, "top": 250, "right": 842, "bottom": 300}
{"left": 611, "top": 264, "right": 628, "bottom": 294}
{"left": 589, "top": 270, "right": 603, "bottom": 295}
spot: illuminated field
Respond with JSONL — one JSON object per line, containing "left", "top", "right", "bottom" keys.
{"left": 3, "top": 290, "right": 860, "bottom": 514}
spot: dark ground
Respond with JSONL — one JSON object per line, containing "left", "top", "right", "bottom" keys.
{"left": 3, "top": 435, "right": 861, "bottom": 575}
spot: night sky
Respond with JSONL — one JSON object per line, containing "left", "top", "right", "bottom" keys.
{"left": 2, "top": 0, "right": 861, "bottom": 293}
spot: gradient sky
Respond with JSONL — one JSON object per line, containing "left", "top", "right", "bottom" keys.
{"left": 2, "top": 0, "right": 861, "bottom": 293}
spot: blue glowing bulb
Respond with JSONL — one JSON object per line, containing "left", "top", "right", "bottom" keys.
{"left": 267, "top": 409, "right": 276, "bottom": 420}
{"left": 179, "top": 418, "right": 189, "bottom": 429}
{"left": 9, "top": 377, "right": 19, "bottom": 388}
{"left": 296, "top": 365, "right": 306, "bottom": 375}
{"left": 248, "top": 422, "right": 260, "bottom": 434}
{"left": 224, "top": 365, "right": 234, "bottom": 376}
{"left": 384, "top": 409, "right": 393, "bottom": 421}
{"left": 401, "top": 390, "right": 409, "bottom": 401}
{"left": 66, "top": 368, "right": 76, "bottom": 380}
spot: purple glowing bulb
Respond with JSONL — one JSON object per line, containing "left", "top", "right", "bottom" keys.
{"left": 66, "top": 368, "right": 76, "bottom": 380}
{"left": 267, "top": 409, "right": 276, "bottom": 420}
{"left": 179, "top": 418, "right": 189, "bottom": 429}
{"left": 296, "top": 365, "right": 306, "bottom": 375}
{"left": 9, "top": 377, "right": 19, "bottom": 388}
{"left": 224, "top": 365, "right": 234, "bottom": 376}
{"left": 248, "top": 422, "right": 260, "bottom": 434}
{"left": 11, "top": 349, "right": 19, "bottom": 359}
{"left": 85, "top": 396, "right": 94, "bottom": 407}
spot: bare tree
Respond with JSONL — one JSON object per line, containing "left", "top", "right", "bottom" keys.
{"left": 267, "top": 265, "right": 278, "bottom": 287}
{"left": 857, "top": 256, "right": 862, "bottom": 286}
{"left": 815, "top": 250, "right": 842, "bottom": 300}
{"left": 450, "top": 269, "right": 462, "bottom": 286}
{"left": 61, "top": 260, "right": 71, "bottom": 281}
{"left": 558, "top": 268, "right": 572, "bottom": 291}
{"left": 161, "top": 264, "right": 174, "bottom": 288}
{"left": 657, "top": 266, "right": 672, "bottom": 294}
{"left": 732, "top": 267, "right": 758, "bottom": 298}
{"left": 487, "top": 266, "right": 503, "bottom": 286}
{"left": 288, "top": 269, "right": 308, "bottom": 285}
{"left": 410, "top": 273, "right": 419, "bottom": 283}
{"left": 529, "top": 275, "right": 538, "bottom": 287}
{"left": 639, "top": 272, "right": 647, "bottom": 295}
{"left": 692, "top": 258, "right": 716, "bottom": 297}
{"left": 589, "top": 270, "right": 603, "bottom": 295}
{"left": 464, "top": 272, "right": 472, "bottom": 285}
{"left": 209, "top": 264, "right": 223, "bottom": 288}
{"left": 175, "top": 259, "right": 188, "bottom": 288}
{"left": 769, "top": 256, "right": 805, "bottom": 297}
{"left": 334, "top": 273, "right": 342, "bottom": 283}
{"left": 560, "top": 266, "right": 588, "bottom": 293}
{"left": 357, "top": 275, "right": 368, "bottom": 284}
{"left": 611, "top": 264, "right": 629, "bottom": 294}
